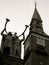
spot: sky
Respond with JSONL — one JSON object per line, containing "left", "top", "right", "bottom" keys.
{"left": 0, "top": 0, "right": 49, "bottom": 59}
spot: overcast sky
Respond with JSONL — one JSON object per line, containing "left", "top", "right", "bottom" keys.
{"left": 0, "top": 0, "right": 49, "bottom": 59}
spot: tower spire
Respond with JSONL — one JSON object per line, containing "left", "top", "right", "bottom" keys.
{"left": 30, "top": 1, "right": 43, "bottom": 33}
{"left": 35, "top": 1, "right": 37, "bottom": 9}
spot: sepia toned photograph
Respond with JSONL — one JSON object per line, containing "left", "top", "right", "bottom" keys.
{"left": 0, "top": 0, "right": 49, "bottom": 65}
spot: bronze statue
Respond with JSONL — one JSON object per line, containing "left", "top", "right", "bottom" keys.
{"left": 1, "top": 18, "right": 29, "bottom": 42}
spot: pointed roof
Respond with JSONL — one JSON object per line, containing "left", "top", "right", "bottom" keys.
{"left": 32, "top": 2, "right": 42, "bottom": 21}
{"left": 32, "top": 8, "right": 41, "bottom": 21}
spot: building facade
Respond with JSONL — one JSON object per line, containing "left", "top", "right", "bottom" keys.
{"left": 0, "top": 4, "right": 49, "bottom": 65}
{"left": 24, "top": 5, "right": 49, "bottom": 65}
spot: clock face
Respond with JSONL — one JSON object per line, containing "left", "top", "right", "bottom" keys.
{"left": 37, "top": 38, "right": 45, "bottom": 46}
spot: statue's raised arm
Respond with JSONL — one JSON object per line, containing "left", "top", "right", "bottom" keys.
{"left": 19, "top": 25, "right": 29, "bottom": 42}
{"left": 19, "top": 25, "right": 29, "bottom": 37}
{"left": 1, "top": 18, "right": 10, "bottom": 35}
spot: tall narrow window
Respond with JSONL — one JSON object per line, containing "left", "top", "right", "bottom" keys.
{"left": 16, "top": 49, "right": 18, "bottom": 56}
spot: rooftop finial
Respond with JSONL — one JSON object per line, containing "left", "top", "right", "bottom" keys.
{"left": 35, "top": 1, "right": 37, "bottom": 8}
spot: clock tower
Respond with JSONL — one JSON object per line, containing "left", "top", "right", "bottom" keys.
{"left": 24, "top": 3, "right": 49, "bottom": 65}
